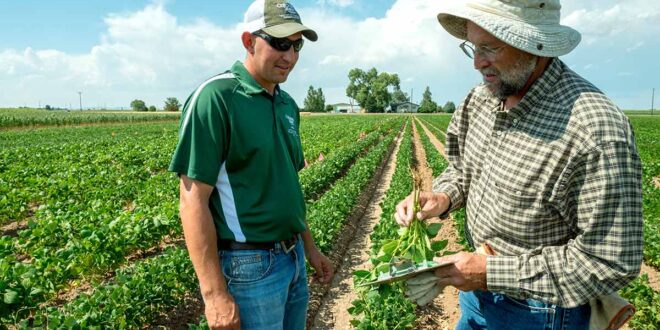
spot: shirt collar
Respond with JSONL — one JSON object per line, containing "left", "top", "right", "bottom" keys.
{"left": 510, "top": 58, "right": 563, "bottom": 115}
{"left": 231, "top": 61, "right": 289, "bottom": 104}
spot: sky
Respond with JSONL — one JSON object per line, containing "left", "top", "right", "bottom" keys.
{"left": 0, "top": 0, "right": 658, "bottom": 110}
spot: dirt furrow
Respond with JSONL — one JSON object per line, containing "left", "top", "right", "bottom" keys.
{"left": 412, "top": 120, "right": 462, "bottom": 330}
{"left": 416, "top": 118, "right": 446, "bottom": 158}
{"left": 310, "top": 125, "right": 405, "bottom": 330}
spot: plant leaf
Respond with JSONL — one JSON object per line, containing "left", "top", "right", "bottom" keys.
{"left": 426, "top": 223, "right": 442, "bottom": 237}
{"left": 431, "top": 240, "right": 448, "bottom": 252}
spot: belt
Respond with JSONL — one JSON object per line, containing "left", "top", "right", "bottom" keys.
{"left": 219, "top": 235, "right": 298, "bottom": 254}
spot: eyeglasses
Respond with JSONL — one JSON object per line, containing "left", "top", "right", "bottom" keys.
{"left": 253, "top": 31, "right": 304, "bottom": 53}
{"left": 460, "top": 41, "right": 504, "bottom": 60}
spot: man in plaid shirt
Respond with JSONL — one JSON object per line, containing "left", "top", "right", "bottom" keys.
{"left": 395, "top": 0, "right": 643, "bottom": 328}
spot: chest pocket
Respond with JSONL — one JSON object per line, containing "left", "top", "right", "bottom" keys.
{"left": 487, "top": 132, "right": 568, "bottom": 245}
{"left": 490, "top": 182, "right": 564, "bottom": 245}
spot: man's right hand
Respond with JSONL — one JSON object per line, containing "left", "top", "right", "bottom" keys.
{"left": 204, "top": 292, "right": 241, "bottom": 330}
{"left": 394, "top": 191, "right": 450, "bottom": 227}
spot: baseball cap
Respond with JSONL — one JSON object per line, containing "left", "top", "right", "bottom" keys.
{"left": 244, "top": 0, "right": 318, "bottom": 41}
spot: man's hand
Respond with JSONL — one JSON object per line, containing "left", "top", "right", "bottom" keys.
{"left": 306, "top": 247, "right": 334, "bottom": 284}
{"left": 433, "top": 252, "right": 487, "bottom": 292}
{"left": 204, "top": 291, "right": 241, "bottom": 330}
{"left": 394, "top": 191, "right": 451, "bottom": 226}
{"left": 405, "top": 272, "right": 444, "bottom": 306}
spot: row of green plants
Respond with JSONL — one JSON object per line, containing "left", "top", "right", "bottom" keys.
{"left": 301, "top": 131, "right": 382, "bottom": 202}
{"left": 623, "top": 116, "right": 660, "bottom": 328}
{"left": 299, "top": 116, "right": 399, "bottom": 165}
{"left": 0, "top": 108, "right": 180, "bottom": 129}
{"left": 308, "top": 130, "right": 398, "bottom": 253}
{"left": 349, "top": 120, "right": 418, "bottom": 329}
{"left": 1, "top": 125, "right": 183, "bottom": 321}
{"left": 414, "top": 117, "right": 470, "bottom": 251}
{"left": 414, "top": 119, "right": 448, "bottom": 177}
{"left": 15, "top": 247, "right": 197, "bottom": 329}
{"left": 416, "top": 114, "right": 451, "bottom": 144}
{"left": 627, "top": 116, "right": 660, "bottom": 268}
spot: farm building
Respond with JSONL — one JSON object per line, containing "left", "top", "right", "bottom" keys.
{"left": 331, "top": 103, "right": 362, "bottom": 113}
{"left": 388, "top": 101, "right": 420, "bottom": 113}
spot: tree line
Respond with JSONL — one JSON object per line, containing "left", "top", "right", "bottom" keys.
{"left": 302, "top": 67, "right": 456, "bottom": 114}
{"left": 130, "top": 97, "right": 181, "bottom": 112}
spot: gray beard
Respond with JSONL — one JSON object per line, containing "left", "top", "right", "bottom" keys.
{"left": 483, "top": 55, "right": 537, "bottom": 100}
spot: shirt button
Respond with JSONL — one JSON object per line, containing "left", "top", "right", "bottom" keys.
{"left": 516, "top": 191, "right": 522, "bottom": 196}
{"left": 513, "top": 119, "right": 519, "bottom": 123}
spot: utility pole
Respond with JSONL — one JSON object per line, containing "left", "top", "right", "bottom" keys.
{"left": 78, "top": 91, "right": 82, "bottom": 111}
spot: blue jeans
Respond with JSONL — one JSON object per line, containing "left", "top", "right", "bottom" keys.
{"left": 456, "top": 290, "right": 590, "bottom": 330}
{"left": 219, "top": 238, "right": 309, "bottom": 330}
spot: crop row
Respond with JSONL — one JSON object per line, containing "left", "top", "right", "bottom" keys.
{"left": 627, "top": 117, "right": 660, "bottom": 268}
{"left": 300, "top": 116, "right": 400, "bottom": 165}
{"left": 414, "top": 119, "right": 447, "bottom": 177}
{"left": 308, "top": 128, "right": 399, "bottom": 253}
{"left": 416, "top": 114, "right": 451, "bottom": 144}
{"left": 0, "top": 108, "right": 180, "bottom": 129}
{"left": 350, "top": 119, "right": 417, "bottom": 329}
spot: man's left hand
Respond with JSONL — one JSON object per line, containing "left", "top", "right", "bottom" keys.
{"left": 306, "top": 248, "right": 334, "bottom": 284}
{"left": 433, "top": 252, "right": 487, "bottom": 291}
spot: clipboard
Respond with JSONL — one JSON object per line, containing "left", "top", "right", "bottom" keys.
{"left": 357, "top": 259, "right": 455, "bottom": 287}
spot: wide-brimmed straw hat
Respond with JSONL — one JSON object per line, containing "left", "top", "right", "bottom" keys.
{"left": 244, "top": 0, "right": 318, "bottom": 41}
{"left": 437, "top": 0, "right": 581, "bottom": 57}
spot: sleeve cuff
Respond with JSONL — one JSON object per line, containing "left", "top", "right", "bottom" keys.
{"left": 432, "top": 179, "right": 463, "bottom": 218}
{"left": 486, "top": 255, "right": 520, "bottom": 295}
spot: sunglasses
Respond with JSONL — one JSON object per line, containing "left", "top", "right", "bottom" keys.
{"left": 253, "top": 31, "right": 304, "bottom": 53}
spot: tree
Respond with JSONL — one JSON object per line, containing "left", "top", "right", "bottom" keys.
{"left": 148, "top": 105, "right": 157, "bottom": 112}
{"left": 164, "top": 97, "right": 181, "bottom": 112}
{"left": 303, "top": 86, "right": 325, "bottom": 112}
{"left": 418, "top": 86, "right": 439, "bottom": 113}
{"left": 130, "top": 99, "right": 147, "bottom": 112}
{"left": 391, "top": 86, "right": 408, "bottom": 104}
{"left": 443, "top": 101, "right": 456, "bottom": 113}
{"left": 325, "top": 104, "right": 334, "bottom": 113}
{"left": 346, "top": 67, "right": 400, "bottom": 113}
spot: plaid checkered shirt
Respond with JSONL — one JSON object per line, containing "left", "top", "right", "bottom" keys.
{"left": 433, "top": 58, "right": 643, "bottom": 307}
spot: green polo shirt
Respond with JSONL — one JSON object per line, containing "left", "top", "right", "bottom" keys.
{"left": 169, "top": 61, "right": 307, "bottom": 243}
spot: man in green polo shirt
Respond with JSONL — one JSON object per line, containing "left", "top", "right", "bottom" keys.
{"left": 169, "top": 1, "right": 333, "bottom": 329}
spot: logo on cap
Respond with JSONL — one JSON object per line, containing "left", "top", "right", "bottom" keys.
{"left": 281, "top": 3, "right": 300, "bottom": 21}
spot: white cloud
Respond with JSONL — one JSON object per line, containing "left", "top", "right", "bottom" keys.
{"left": 317, "top": 0, "right": 355, "bottom": 8}
{"left": 563, "top": 1, "right": 660, "bottom": 45}
{"left": 292, "top": 0, "right": 473, "bottom": 104}
{"left": 0, "top": 2, "right": 245, "bottom": 108}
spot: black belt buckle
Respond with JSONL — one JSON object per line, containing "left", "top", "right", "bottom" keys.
{"left": 280, "top": 236, "right": 297, "bottom": 254}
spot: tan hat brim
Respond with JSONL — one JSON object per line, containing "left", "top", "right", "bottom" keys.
{"left": 437, "top": 6, "right": 580, "bottom": 57}
{"left": 262, "top": 22, "right": 318, "bottom": 42}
